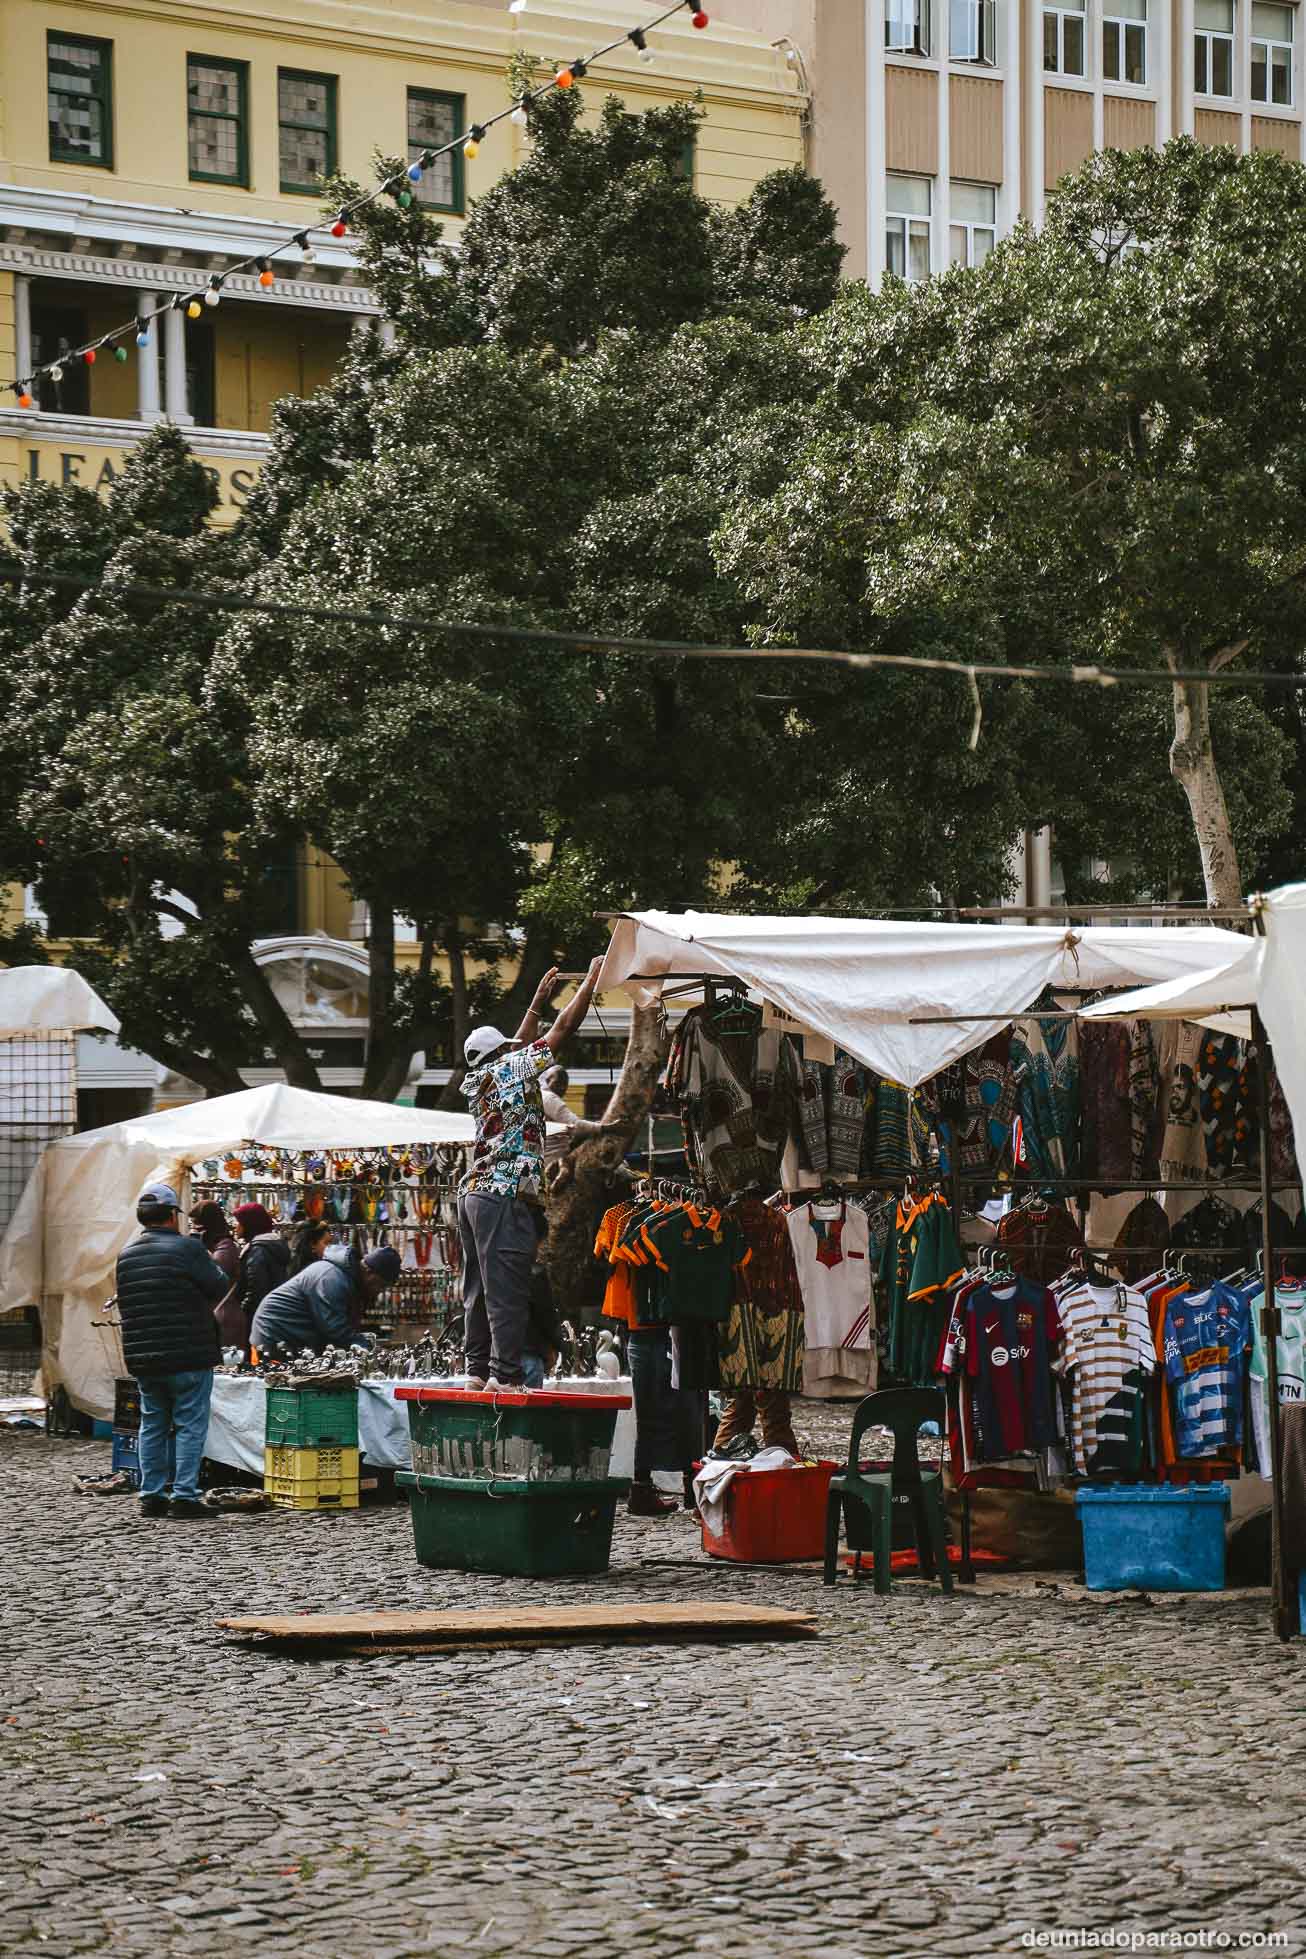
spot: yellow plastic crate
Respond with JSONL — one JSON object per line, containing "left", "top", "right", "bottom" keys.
{"left": 263, "top": 1444, "right": 361, "bottom": 1510}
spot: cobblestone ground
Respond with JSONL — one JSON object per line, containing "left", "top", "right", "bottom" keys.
{"left": 3, "top": 1409, "right": 1303, "bottom": 1959}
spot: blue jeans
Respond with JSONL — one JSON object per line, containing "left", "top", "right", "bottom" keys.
{"left": 521, "top": 1350, "right": 546, "bottom": 1389}
{"left": 135, "top": 1369, "right": 213, "bottom": 1502}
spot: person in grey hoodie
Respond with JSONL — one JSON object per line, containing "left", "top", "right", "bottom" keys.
{"left": 249, "top": 1243, "right": 401, "bottom": 1356}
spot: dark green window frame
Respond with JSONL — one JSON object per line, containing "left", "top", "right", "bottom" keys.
{"left": 48, "top": 34, "right": 114, "bottom": 169}
{"left": 675, "top": 135, "right": 696, "bottom": 183}
{"left": 406, "top": 87, "right": 465, "bottom": 215}
{"left": 278, "top": 67, "right": 338, "bottom": 195}
{"left": 187, "top": 53, "right": 250, "bottom": 188}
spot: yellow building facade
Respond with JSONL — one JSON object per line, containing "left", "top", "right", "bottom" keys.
{"left": 1, "top": 0, "right": 802, "bottom": 1102}
{"left": 0, "top": 0, "right": 805, "bottom": 515}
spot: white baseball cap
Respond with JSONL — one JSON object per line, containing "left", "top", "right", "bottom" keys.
{"left": 139, "top": 1182, "right": 180, "bottom": 1210}
{"left": 464, "top": 1025, "right": 510, "bottom": 1067}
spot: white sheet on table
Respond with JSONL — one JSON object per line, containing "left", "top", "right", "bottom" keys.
{"left": 205, "top": 1374, "right": 636, "bottom": 1478}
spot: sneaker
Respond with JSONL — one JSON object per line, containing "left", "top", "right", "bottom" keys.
{"left": 485, "top": 1376, "right": 527, "bottom": 1392}
{"left": 168, "top": 1497, "right": 213, "bottom": 1519}
{"left": 464, "top": 1375, "right": 487, "bottom": 1391}
{"left": 138, "top": 1494, "right": 169, "bottom": 1518}
{"left": 628, "top": 1481, "right": 679, "bottom": 1518}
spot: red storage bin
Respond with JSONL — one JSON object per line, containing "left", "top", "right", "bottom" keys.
{"left": 700, "top": 1460, "right": 839, "bottom": 1564}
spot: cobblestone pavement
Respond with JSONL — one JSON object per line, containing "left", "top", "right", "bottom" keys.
{"left": 3, "top": 1412, "right": 1303, "bottom": 1959}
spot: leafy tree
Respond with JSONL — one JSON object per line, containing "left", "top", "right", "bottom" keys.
{"left": 0, "top": 429, "right": 323, "bottom": 1092}
{"left": 721, "top": 139, "right": 1306, "bottom": 908}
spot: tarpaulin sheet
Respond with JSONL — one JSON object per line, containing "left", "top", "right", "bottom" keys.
{"left": 0, "top": 967, "right": 118, "bottom": 1038}
{"left": 597, "top": 910, "right": 1248, "bottom": 1086}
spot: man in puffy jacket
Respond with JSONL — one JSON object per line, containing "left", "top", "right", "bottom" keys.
{"left": 115, "top": 1182, "right": 231, "bottom": 1520}
{"left": 250, "top": 1243, "right": 401, "bottom": 1357}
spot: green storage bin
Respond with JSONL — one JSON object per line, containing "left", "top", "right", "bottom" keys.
{"left": 265, "top": 1385, "right": 359, "bottom": 1449}
{"left": 398, "top": 1470, "right": 630, "bottom": 1577}
{"left": 397, "top": 1386, "right": 628, "bottom": 1483}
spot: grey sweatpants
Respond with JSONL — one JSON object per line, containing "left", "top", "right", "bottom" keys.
{"left": 458, "top": 1190, "right": 537, "bottom": 1386}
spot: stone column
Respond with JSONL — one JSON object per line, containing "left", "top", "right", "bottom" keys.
{"left": 136, "top": 295, "right": 161, "bottom": 420}
{"left": 14, "top": 273, "right": 33, "bottom": 387}
{"left": 163, "top": 302, "right": 192, "bottom": 423}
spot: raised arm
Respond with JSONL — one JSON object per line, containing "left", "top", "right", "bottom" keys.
{"left": 542, "top": 957, "right": 605, "bottom": 1055}
{"left": 512, "top": 965, "right": 562, "bottom": 1047}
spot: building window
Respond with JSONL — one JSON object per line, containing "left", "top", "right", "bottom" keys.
{"left": 674, "top": 136, "right": 696, "bottom": 183}
{"left": 188, "top": 56, "right": 249, "bottom": 186}
{"left": 1251, "top": 1, "right": 1294, "bottom": 101}
{"left": 950, "top": 182, "right": 997, "bottom": 266}
{"left": 1194, "top": 0, "right": 1235, "bottom": 93}
{"left": 886, "top": 175, "right": 932, "bottom": 281}
{"left": 951, "top": 0, "right": 998, "bottom": 62}
{"left": 48, "top": 35, "right": 113, "bottom": 168}
{"left": 1103, "top": 0, "right": 1148, "bottom": 81}
{"left": 279, "top": 69, "right": 337, "bottom": 193}
{"left": 886, "top": 0, "right": 933, "bottom": 55}
{"left": 1044, "top": 0, "right": 1087, "bottom": 73}
{"left": 407, "top": 89, "right": 465, "bottom": 214}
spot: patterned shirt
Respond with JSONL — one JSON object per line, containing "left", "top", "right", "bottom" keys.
{"left": 460, "top": 1039, "right": 552, "bottom": 1198}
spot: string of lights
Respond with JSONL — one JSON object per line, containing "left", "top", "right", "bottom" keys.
{"left": 6, "top": 0, "right": 712, "bottom": 405}
{"left": 2, "top": 562, "right": 1305, "bottom": 693}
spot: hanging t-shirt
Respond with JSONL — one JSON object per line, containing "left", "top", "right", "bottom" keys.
{"left": 1054, "top": 1280, "right": 1157, "bottom": 1476}
{"left": 963, "top": 1278, "right": 1064, "bottom": 1461}
{"left": 595, "top": 1201, "right": 643, "bottom": 1330}
{"left": 786, "top": 1199, "right": 874, "bottom": 1381}
{"left": 639, "top": 1204, "right": 749, "bottom": 1324}
{"left": 1248, "top": 1280, "right": 1306, "bottom": 1475}
{"left": 1162, "top": 1281, "right": 1253, "bottom": 1458}
{"left": 879, "top": 1192, "right": 964, "bottom": 1384}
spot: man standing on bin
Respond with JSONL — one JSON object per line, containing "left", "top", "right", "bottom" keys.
{"left": 115, "top": 1182, "right": 231, "bottom": 1520}
{"left": 460, "top": 957, "right": 606, "bottom": 1389}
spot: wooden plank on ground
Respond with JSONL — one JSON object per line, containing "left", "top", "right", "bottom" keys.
{"left": 217, "top": 1602, "right": 818, "bottom": 1649}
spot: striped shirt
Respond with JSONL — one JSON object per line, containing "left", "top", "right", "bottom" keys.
{"left": 1053, "top": 1281, "right": 1156, "bottom": 1476}
{"left": 1162, "top": 1282, "right": 1252, "bottom": 1458}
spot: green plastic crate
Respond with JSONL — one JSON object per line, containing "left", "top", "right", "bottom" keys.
{"left": 399, "top": 1387, "right": 625, "bottom": 1483}
{"left": 398, "top": 1470, "right": 630, "bottom": 1577}
{"left": 265, "top": 1385, "right": 359, "bottom": 1449}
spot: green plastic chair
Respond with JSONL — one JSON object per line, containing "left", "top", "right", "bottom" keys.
{"left": 823, "top": 1387, "right": 954, "bottom": 1594}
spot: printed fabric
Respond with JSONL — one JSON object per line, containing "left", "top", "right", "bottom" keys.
{"left": 1157, "top": 1021, "right": 1206, "bottom": 1185}
{"left": 994, "top": 1201, "right": 1084, "bottom": 1288}
{"left": 1198, "top": 1032, "right": 1244, "bottom": 1179}
{"left": 787, "top": 1199, "right": 874, "bottom": 1384}
{"left": 672, "top": 1009, "right": 800, "bottom": 1192}
{"left": 1127, "top": 1018, "right": 1162, "bottom": 1181}
{"left": 1009, "top": 994, "right": 1080, "bottom": 1179}
{"left": 717, "top": 1197, "right": 805, "bottom": 1392}
{"left": 1079, "top": 1019, "right": 1132, "bottom": 1188}
{"left": 1163, "top": 1281, "right": 1252, "bottom": 1459}
{"left": 460, "top": 1039, "right": 553, "bottom": 1199}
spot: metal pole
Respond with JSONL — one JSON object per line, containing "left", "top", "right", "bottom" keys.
{"left": 1251, "top": 1005, "right": 1292, "bottom": 1641}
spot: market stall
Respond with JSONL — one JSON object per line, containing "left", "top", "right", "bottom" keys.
{"left": 592, "top": 903, "right": 1304, "bottom": 1626}
{"left": 0, "top": 1082, "right": 476, "bottom": 1419}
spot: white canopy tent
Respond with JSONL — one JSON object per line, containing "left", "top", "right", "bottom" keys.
{"left": 0, "top": 1082, "right": 475, "bottom": 1418}
{"left": 597, "top": 910, "right": 1251, "bottom": 1087}
{"left": 0, "top": 966, "right": 119, "bottom": 1039}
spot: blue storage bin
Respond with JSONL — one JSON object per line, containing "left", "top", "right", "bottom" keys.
{"left": 1076, "top": 1484, "right": 1229, "bottom": 1592}
{"left": 111, "top": 1425, "right": 176, "bottom": 1492}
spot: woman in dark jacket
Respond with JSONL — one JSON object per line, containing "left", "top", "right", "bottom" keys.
{"left": 290, "top": 1220, "right": 332, "bottom": 1276}
{"left": 234, "top": 1202, "right": 291, "bottom": 1334}
{"left": 190, "top": 1199, "right": 243, "bottom": 1346}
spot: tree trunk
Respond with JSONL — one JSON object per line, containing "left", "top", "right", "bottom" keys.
{"left": 436, "top": 931, "right": 472, "bottom": 1112}
{"left": 495, "top": 908, "right": 562, "bottom": 1034}
{"left": 227, "top": 942, "right": 324, "bottom": 1091}
{"left": 546, "top": 999, "right": 669, "bottom": 1319}
{"left": 362, "top": 902, "right": 397, "bottom": 1099}
{"left": 1168, "top": 660, "right": 1244, "bottom": 909}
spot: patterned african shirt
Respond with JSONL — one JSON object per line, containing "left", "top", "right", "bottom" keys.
{"left": 460, "top": 1039, "right": 552, "bottom": 1199}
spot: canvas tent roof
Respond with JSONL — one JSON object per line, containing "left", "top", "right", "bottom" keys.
{"left": 1077, "top": 942, "right": 1260, "bottom": 1040}
{"left": 0, "top": 966, "right": 119, "bottom": 1037}
{"left": 0, "top": 1082, "right": 476, "bottom": 1416}
{"left": 597, "top": 910, "right": 1250, "bottom": 1087}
